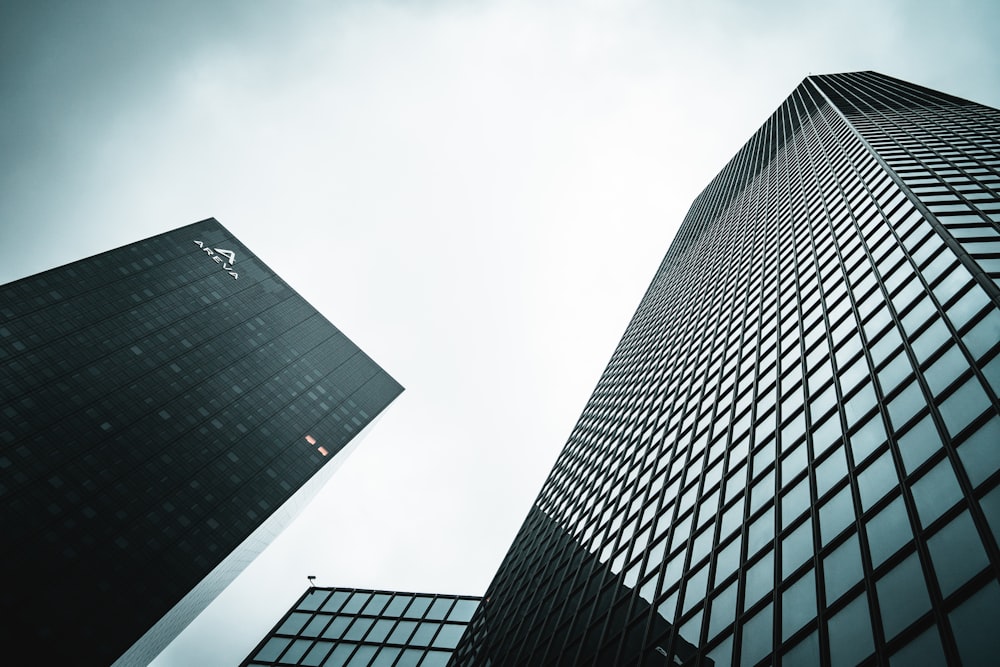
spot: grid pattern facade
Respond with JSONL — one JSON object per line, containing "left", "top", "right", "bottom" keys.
{"left": 244, "top": 588, "right": 480, "bottom": 667}
{"left": 452, "top": 72, "right": 1000, "bottom": 666}
{"left": 0, "top": 219, "right": 402, "bottom": 665}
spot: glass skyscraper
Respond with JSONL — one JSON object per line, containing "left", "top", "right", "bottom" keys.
{"left": 0, "top": 219, "right": 402, "bottom": 665}
{"left": 243, "top": 588, "right": 481, "bottom": 667}
{"left": 452, "top": 72, "right": 1000, "bottom": 665}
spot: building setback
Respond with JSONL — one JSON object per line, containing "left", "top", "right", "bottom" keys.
{"left": 452, "top": 72, "right": 1000, "bottom": 665}
{"left": 0, "top": 218, "right": 402, "bottom": 665}
{"left": 242, "top": 587, "right": 481, "bottom": 667}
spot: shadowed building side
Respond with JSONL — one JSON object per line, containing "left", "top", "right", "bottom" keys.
{"left": 0, "top": 218, "right": 402, "bottom": 665}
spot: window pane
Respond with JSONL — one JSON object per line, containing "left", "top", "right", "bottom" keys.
{"left": 708, "top": 580, "right": 738, "bottom": 639}
{"left": 420, "top": 651, "right": 450, "bottom": 667}
{"left": 889, "top": 626, "right": 946, "bottom": 667}
{"left": 911, "top": 459, "right": 963, "bottom": 527}
{"left": 343, "top": 593, "right": 370, "bottom": 615}
{"left": 781, "top": 569, "right": 816, "bottom": 640}
{"left": 324, "top": 644, "right": 356, "bottom": 667}
{"left": 924, "top": 344, "right": 965, "bottom": 395}
{"left": 949, "top": 582, "right": 1000, "bottom": 666}
{"left": 819, "top": 486, "right": 854, "bottom": 546}
{"left": 282, "top": 639, "right": 312, "bottom": 663}
{"left": 897, "top": 415, "right": 941, "bottom": 474}
{"left": 876, "top": 553, "right": 930, "bottom": 639}
{"left": 426, "top": 597, "right": 453, "bottom": 621}
{"left": 302, "top": 641, "right": 333, "bottom": 666}
{"left": 321, "top": 590, "right": 351, "bottom": 613}
{"left": 744, "top": 551, "right": 773, "bottom": 610}
{"left": 828, "top": 594, "right": 874, "bottom": 667}
{"left": 432, "top": 623, "right": 465, "bottom": 649}
{"left": 866, "top": 496, "right": 911, "bottom": 566}
{"left": 887, "top": 381, "right": 925, "bottom": 431}
{"left": 928, "top": 511, "right": 989, "bottom": 597}
{"left": 850, "top": 412, "right": 887, "bottom": 464}
{"left": 372, "top": 648, "right": 402, "bottom": 667}
{"left": 956, "top": 415, "right": 1000, "bottom": 487}
{"left": 747, "top": 508, "right": 775, "bottom": 556}
{"left": 299, "top": 589, "right": 331, "bottom": 611}
{"left": 938, "top": 377, "right": 990, "bottom": 437}
{"left": 740, "top": 604, "right": 772, "bottom": 667}
{"left": 448, "top": 599, "right": 478, "bottom": 622}
{"left": 395, "top": 649, "right": 424, "bottom": 667}
{"left": 388, "top": 620, "right": 417, "bottom": 644}
{"left": 366, "top": 619, "right": 396, "bottom": 644}
{"left": 321, "top": 616, "right": 351, "bottom": 640}
{"left": 815, "top": 446, "right": 847, "bottom": 498}
{"left": 301, "top": 614, "right": 330, "bottom": 637}
{"left": 254, "top": 637, "right": 291, "bottom": 662}
{"left": 781, "top": 519, "right": 813, "bottom": 578}
{"left": 857, "top": 452, "right": 897, "bottom": 511}
{"left": 824, "top": 533, "right": 862, "bottom": 603}
{"left": 982, "top": 484, "right": 1000, "bottom": 544}
{"left": 361, "top": 593, "right": 392, "bottom": 616}
{"left": 346, "top": 645, "right": 377, "bottom": 666}
{"left": 411, "top": 621, "right": 439, "bottom": 646}
{"left": 383, "top": 595, "right": 410, "bottom": 617}
{"left": 277, "top": 612, "right": 312, "bottom": 635}
{"left": 783, "top": 631, "right": 819, "bottom": 665}
{"left": 404, "top": 597, "right": 433, "bottom": 619}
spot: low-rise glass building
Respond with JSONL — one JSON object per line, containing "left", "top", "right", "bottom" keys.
{"left": 243, "top": 587, "right": 481, "bottom": 667}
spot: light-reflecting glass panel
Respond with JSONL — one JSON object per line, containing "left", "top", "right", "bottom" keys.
{"left": 744, "top": 551, "right": 773, "bottom": 611}
{"left": 949, "top": 582, "right": 1000, "bottom": 666}
{"left": 824, "top": 533, "right": 862, "bottom": 603}
{"left": 956, "top": 415, "right": 1000, "bottom": 487}
{"left": 866, "top": 496, "right": 911, "bottom": 566}
{"left": 888, "top": 626, "right": 946, "bottom": 667}
{"left": 938, "top": 377, "right": 990, "bottom": 437}
{"left": 828, "top": 594, "right": 874, "bottom": 667}
{"left": 857, "top": 452, "right": 898, "bottom": 511}
{"left": 911, "top": 458, "right": 963, "bottom": 527}
{"left": 924, "top": 344, "right": 966, "bottom": 396}
{"left": 876, "top": 553, "right": 930, "bottom": 639}
{"left": 708, "top": 580, "right": 738, "bottom": 639}
{"left": 781, "top": 519, "right": 813, "bottom": 578}
{"left": 781, "top": 569, "right": 816, "bottom": 640}
{"left": 321, "top": 616, "right": 351, "bottom": 640}
{"left": 740, "top": 603, "right": 772, "bottom": 667}
{"left": 928, "top": 511, "right": 988, "bottom": 597}
{"left": 850, "top": 412, "right": 887, "bottom": 464}
{"left": 887, "top": 381, "right": 925, "bottom": 431}
{"left": 819, "top": 486, "right": 854, "bottom": 546}
{"left": 897, "top": 415, "right": 941, "bottom": 474}
{"left": 815, "top": 446, "right": 848, "bottom": 498}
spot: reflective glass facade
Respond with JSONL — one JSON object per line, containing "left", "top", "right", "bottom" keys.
{"left": 243, "top": 587, "right": 481, "bottom": 667}
{"left": 0, "top": 219, "right": 402, "bottom": 665}
{"left": 452, "top": 72, "right": 1000, "bottom": 666}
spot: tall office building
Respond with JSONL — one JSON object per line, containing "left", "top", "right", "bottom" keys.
{"left": 0, "top": 219, "right": 402, "bottom": 665}
{"left": 242, "top": 587, "right": 481, "bottom": 667}
{"left": 452, "top": 72, "right": 1000, "bottom": 665}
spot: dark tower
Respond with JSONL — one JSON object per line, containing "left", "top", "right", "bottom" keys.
{"left": 0, "top": 218, "right": 403, "bottom": 665}
{"left": 453, "top": 72, "right": 1000, "bottom": 666}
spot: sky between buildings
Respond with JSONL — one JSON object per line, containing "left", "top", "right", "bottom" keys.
{"left": 2, "top": 1, "right": 1000, "bottom": 664}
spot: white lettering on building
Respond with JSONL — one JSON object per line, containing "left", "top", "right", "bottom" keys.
{"left": 193, "top": 240, "right": 239, "bottom": 280}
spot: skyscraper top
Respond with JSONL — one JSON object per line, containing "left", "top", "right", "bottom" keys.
{"left": 453, "top": 72, "right": 1000, "bottom": 666}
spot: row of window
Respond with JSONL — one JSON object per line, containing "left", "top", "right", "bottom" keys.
{"left": 460, "top": 74, "right": 1000, "bottom": 666}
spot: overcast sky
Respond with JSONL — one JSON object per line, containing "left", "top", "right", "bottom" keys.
{"left": 2, "top": 1, "right": 1000, "bottom": 665}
